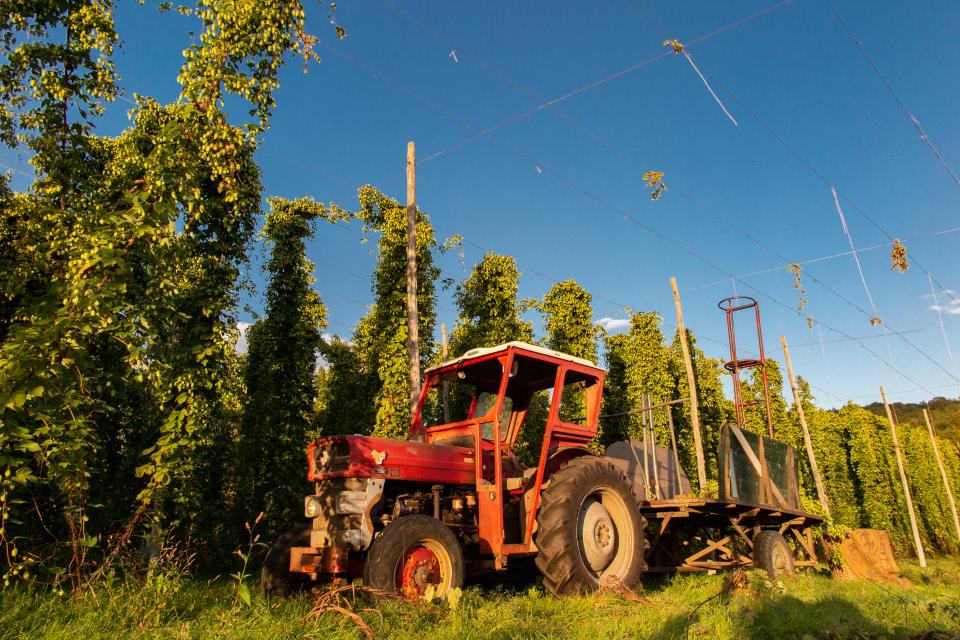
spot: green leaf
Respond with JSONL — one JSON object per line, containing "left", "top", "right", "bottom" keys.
{"left": 237, "top": 582, "right": 251, "bottom": 607}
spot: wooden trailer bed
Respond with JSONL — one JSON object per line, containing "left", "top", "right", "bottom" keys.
{"left": 640, "top": 497, "right": 822, "bottom": 573}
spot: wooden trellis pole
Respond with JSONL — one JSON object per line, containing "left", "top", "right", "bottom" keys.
{"left": 924, "top": 407, "right": 960, "bottom": 543}
{"left": 880, "top": 386, "right": 927, "bottom": 567}
{"left": 671, "top": 277, "right": 706, "bottom": 492}
{"left": 441, "top": 323, "right": 450, "bottom": 423}
{"left": 405, "top": 141, "right": 421, "bottom": 414}
{"left": 780, "top": 336, "right": 831, "bottom": 518}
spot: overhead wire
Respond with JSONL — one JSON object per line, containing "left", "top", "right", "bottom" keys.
{"left": 623, "top": 0, "right": 957, "bottom": 387}
{"left": 383, "top": 0, "right": 799, "bottom": 167}
{"left": 318, "top": 39, "right": 949, "bottom": 398}
{"left": 823, "top": 0, "right": 960, "bottom": 188}
{"left": 380, "top": 0, "right": 959, "bottom": 390}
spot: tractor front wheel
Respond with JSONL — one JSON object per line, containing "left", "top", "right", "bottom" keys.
{"left": 752, "top": 530, "right": 795, "bottom": 580}
{"left": 535, "top": 456, "right": 648, "bottom": 595}
{"left": 261, "top": 525, "right": 312, "bottom": 596}
{"left": 363, "top": 515, "right": 465, "bottom": 600}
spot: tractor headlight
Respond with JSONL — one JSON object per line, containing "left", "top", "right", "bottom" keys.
{"left": 304, "top": 495, "right": 323, "bottom": 518}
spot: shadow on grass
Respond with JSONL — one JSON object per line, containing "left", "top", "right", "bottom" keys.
{"left": 652, "top": 593, "right": 886, "bottom": 640}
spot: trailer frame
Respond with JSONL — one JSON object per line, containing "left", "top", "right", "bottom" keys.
{"left": 642, "top": 497, "right": 820, "bottom": 573}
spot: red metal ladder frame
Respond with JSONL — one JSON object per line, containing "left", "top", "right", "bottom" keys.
{"left": 718, "top": 296, "right": 774, "bottom": 438}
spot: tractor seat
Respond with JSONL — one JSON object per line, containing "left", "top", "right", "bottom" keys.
{"left": 505, "top": 467, "right": 537, "bottom": 492}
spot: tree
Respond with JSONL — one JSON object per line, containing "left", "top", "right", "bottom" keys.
{"left": 600, "top": 333, "right": 632, "bottom": 447}
{"left": 0, "top": 0, "right": 342, "bottom": 581}
{"left": 668, "top": 329, "right": 732, "bottom": 489}
{"left": 540, "top": 281, "right": 598, "bottom": 362}
{"left": 351, "top": 187, "right": 438, "bottom": 440}
{"left": 621, "top": 312, "right": 674, "bottom": 441}
{"left": 449, "top": 252, "right": 533, "bottom": 355}
{"left": 315, "top": 336, "right": 377, "bottom": 436}
{"left": 742, "top": 359, "right": 791, "bottom": 440}
{"left": 240, "top": 197, "right": 327, "bottom": 535}
{"left": 540, "top": 279, "right": 598, "bottom": 421}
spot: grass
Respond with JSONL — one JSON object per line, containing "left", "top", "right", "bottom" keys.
{"left": 2, "top": 559, "right": 960, "bottom": 640}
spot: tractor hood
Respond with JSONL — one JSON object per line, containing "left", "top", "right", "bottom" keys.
{"left": 306, "top": 435, "right": 475, "bottom": 485}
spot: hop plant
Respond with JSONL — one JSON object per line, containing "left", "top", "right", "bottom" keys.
{"left": 787, "top": 263, "right": 807, "bottom": 313}
{"left": 643, "top": 171, "right": 666, "bottom": 201}
{"left": 663, "top": 39, "right": 684, "bottom": 54}
{"left": 890, "top": 239, "right": 909, "bottom": 272}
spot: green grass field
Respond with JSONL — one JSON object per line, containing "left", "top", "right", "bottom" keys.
{"left": 2, "top": 559, "right": 959, "bottom": 640}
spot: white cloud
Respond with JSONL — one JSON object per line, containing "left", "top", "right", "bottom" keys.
{"left": 595, "top": 317, "right": 630, "bottom": 332}
{"left": 234, "top": 321, "right": 251, "bottom": 354}
{"left": 930, "top": 304, "right": 960, "bottom": 316}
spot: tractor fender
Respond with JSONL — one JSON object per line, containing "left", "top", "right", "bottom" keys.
{"left": 541, "top": 446, "right": 597, "bottom": 483}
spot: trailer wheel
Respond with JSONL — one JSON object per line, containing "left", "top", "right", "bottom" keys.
{"left": 363, "top": 515, "right": 464, "bottom": 600}
{"left": 535, "top": 456, "right": 648, "bottom": 595}
{"left": 753, "top": 530, "right": 794, "bottom": 580}
{"left": 261, "top": 525, "right": 312, "bottom": 596}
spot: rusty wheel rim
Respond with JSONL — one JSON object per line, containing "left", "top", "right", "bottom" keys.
{"left": 395, "top": 540, "right": 451, "bottom": 599}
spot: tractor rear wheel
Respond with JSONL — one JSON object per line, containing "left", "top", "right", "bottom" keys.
{"left": 752, "top": 530, "right": 794, "bottom": 580}
{"left": 261, "top": 525, "right": 312, "bottom": 596}
{"left": 363, "top": 515, "right": 464, "bottom": 599}
{"left": 534, "top": 456, "right": 648, "bottom": 595}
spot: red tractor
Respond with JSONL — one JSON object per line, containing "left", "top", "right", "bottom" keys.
{"left": 263, "top": 341, "right": 819, "bottom": 597}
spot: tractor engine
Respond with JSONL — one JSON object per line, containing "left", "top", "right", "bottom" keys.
{"left": 288, "top": 434, "right": 478, "bottom": 580}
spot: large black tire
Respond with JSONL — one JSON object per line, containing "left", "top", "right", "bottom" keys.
{"left": 261, "top": 525, "right": 312, "bottom": 596}
{"left": 363, "top": 515, "right": 465, "bottom": 599}
{"left": 535, "top": 456, "right": 649, "bottom": 595}
{"left": 752, "top": 530, "right": 795, "bottom": 580}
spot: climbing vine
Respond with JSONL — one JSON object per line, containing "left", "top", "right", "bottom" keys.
{"left": 239, "top": 197, "right": 328, "bottom": 536}
{"left": 350, "top": 186, "right": 439, "bottom": 440}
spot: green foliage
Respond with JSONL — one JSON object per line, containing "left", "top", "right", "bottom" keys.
{"left": 741, "top": 359, "right": 791, "bottom": 440}
{"left": 863, "top": 396, "right": 960, "bottom": 444}
{"left": 449, "top": 252, "right": 534, "bottom": 356}
{"left": 0, "top": 0, "right": 341, "bottom": 581}
{"left": 599, "top": 333, "right": 631, "bottom": 447}
{"left": 667, "top": 329, "right": 732, "bottom": 489}
{"left": 797, "top": 379, "right": 861, "bottom": 527}
{"left": 240, "top": 197, "right": 327, "bottom": 535}
{"left": 349, "top": 186, "right": 438, "bottom": 440}
{"left": 529, "top": 280, "right": 599, "bottom": 457}
{"left": 618, "top": 311, "right": 673, "bottom": 441}
{"left": 539, "top": 281, "right": 598, "bottom": 362}
{"left": 316, "top": 336, "right": 378, "bottom": 436}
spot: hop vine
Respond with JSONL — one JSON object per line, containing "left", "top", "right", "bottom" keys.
{"left": 643, "top": 171, "right": 666, "bottom": 201}
{"left": 890, "top": 239, "right": 909, "bottom": 272}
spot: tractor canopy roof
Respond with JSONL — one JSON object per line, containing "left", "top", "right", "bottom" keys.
{"left": 424, "top": 341, "right": 600, "bottom": 375}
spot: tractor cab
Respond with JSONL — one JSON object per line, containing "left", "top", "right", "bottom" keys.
{"left": 413, "top": 342, "right": 605, "bottom": 562}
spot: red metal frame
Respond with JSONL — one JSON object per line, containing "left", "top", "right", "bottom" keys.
{"left": 417, "top": 345, "right": 605, "bottom": 563}
{"left": 718, "top": 296, "right": 774, "bottom": 438}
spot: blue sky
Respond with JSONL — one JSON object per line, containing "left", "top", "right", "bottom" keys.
{"left": 3, "top": 0, "right": 959, "bottom": 408}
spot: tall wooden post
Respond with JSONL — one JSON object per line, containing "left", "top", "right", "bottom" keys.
{"left": 441, "top": 323, "right": 451, "bottom": 423}
{"left": 924, "top": 408, "right": 960, "bottom": 543}
{"left": 405, "top": 141, "right": 421, "bottom": 415}
{"left": 780, "top": 336, "right": 831, "bottom": 518}
{"left": 881, "top": 386, "right": 927, "bottom": 567}
{"left": 671, "top": 277, "right": 706, "bottom": 491}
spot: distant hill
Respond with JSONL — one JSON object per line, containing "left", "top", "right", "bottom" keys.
{"left": 863, "top": 396, "right": 960, "bottom": 443}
